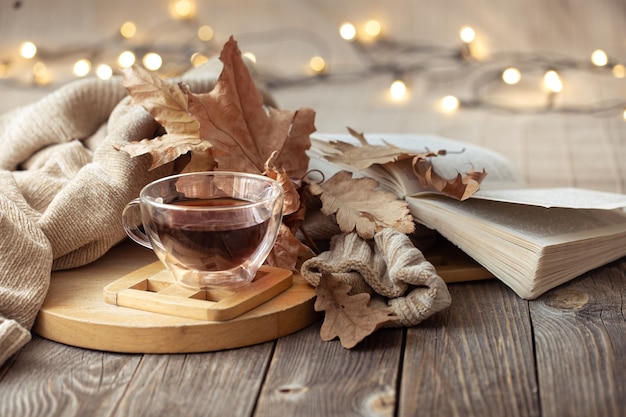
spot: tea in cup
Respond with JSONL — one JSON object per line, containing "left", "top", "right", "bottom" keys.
{"left": 122, "top": 171, "right": 284, "bottom": 289}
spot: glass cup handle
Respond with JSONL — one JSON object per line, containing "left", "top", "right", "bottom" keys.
{"left": 122, "top": 198, "right": 153, "bottom": 249}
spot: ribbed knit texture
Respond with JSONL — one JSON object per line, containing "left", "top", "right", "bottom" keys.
{"left": 300, "top": 228, "right": 451, "bottom": 327}
{"left": 0, "top": 60, "right": 233, "bottom": 366}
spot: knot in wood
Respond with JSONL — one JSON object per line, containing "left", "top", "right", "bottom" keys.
{"left": 543, "top": 288, "right": 589, "bottom": 310}
{"left": 277, "top": 384, "right": 309, "bottom": 396}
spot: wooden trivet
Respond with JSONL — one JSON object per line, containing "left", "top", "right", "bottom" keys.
{"left": 34, "top": 241, "right": 319, "bottom": 354}
{"left": 103, "top": 263, "right": 293, "bottom": 321}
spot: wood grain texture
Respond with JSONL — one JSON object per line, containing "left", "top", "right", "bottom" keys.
{"left": 254, "top": 323, "right": 403, "bottom": 417}
{"left": 399, "top": 280, "right": 539, "bottom": 417}
{"left": 0, "top": 337, "right": 142, "bottom": 417}
{"left": 0, "top": 336, "right": 275, "bottom": 417}
{"left": 530, "top": 260, "right": 626, "bottom": 417}
{"left": 111, "top": 344, "right": 275, "bottom": 417}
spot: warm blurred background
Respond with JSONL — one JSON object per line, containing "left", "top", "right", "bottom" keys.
{"left": 1, "top": 0, "right": 625, "bottom": 191}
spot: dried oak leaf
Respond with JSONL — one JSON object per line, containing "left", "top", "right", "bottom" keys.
{"left": 265, "top": 223, "right": 314, "bottom": 270}
{"left": 315, "top": 273, "right": 396, "bottom": 349}
{"left": 307, "top": 170, "right": 415, "bottom": 239}
{"left": 185, "top": 36, "right": 315, "bottom": 177}
{"left": 119, "top": 65, "right": 213, "bottom": 171}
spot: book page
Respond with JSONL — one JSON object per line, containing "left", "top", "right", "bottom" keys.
{"left": 409, "top": 195, "right": 626, "bottom": 245}
{"left": 407, "top": 194, "right": 626, "bottom": 298}
{"left": 309, "top": 133, "right": 526, "bottom": 197}
{"left": 472, "top": 187, "right": 626, "bottom": 209}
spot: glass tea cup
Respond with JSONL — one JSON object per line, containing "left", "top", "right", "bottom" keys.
{"left": 122, "top": 171, "right": 284, "bottom": 289}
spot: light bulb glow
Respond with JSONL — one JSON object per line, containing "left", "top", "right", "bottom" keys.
{"left": 142, "top": 52, "right": 162, "bottom": 71}
{"left": 73, "top": 59, "right": 91, "bottom": 77}
{"left": 118, "top": 51, "right": 136, "bottom": 68}
{"left": 20, "top": 41, "right": 37, "bottom": 59}
{"left": 623, "top": 108, "right": 626, "bottom": 121}
{"left": 441, "top": 95, "right": 460, "bottom": 113}
{"left": 32, "top": 62, "right": 52, "bottom": 85}
{"left": 389, "top": 80, "right": 407, "bottom": 100}
{"left": 242, "top": 52, "right": 256, "bottom": 63}
{"left": 339, "top": 22, "right": 357, "bottom": 41}
{"left": 309, "top": 56, "right": 327, "bottom": 74}
{"left": 191, "top": 52, "right": 208, "bottom": 67}
{"left": 171, "top": 0, "right": 195, "bottom": 19}
{"left": 544, "top": 70, "right": 563, "bottom": 93}
{"left": 613, "top": 64, "right": 626, "bottom": 78}
{"left": 197, "top": 25, "right": 214, "bottom": 41}
{"left": 364, "top": 20, "right": 382, "bottom": 38}
{"left": 591, "top": 49, "right": 608, "bottom": 66}
{"left": 502, "top": 67, "right": 521, "bottom": 85}
{"left": 459, "top": 26, "right": 475, "bottom": 43}
{"left": 96, "top": 64, "right": 113, "bottom": 80}
{"left": 120, "top": 21, "right": 137, "bottom": 39}
{"left": 0, "top": 61, "right": 8, "bottom": 78}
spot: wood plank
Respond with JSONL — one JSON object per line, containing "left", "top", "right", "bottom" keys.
{"left": 113, "top": 343, "right": 275, "bottom": 417}
{"left": 0, "top": 335, "right": 275, "bottom": 417}
{"left": 399, "top": 280, "right": 539, "bottom": 417}
{"left": 254, "top": 322, "right": 403, "bottom": 417}
{"left": 530, "top": 260, "right": 626, "bottom": 417}
{"left": 0, "top": 336, "right": 142, "bottom": 417}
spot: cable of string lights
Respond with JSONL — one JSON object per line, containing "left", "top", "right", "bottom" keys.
{"left": 1, "top": 2, "right": 625, "bottom": 120}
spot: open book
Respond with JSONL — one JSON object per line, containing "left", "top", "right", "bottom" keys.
{"left": 308, "top": 133, "right": 626, "bottom": 299}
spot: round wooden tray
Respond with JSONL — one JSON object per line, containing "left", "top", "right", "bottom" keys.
{"left": 34, "top": 241, "right": 319, "bottom": 354}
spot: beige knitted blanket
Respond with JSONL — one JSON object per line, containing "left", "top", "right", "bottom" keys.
{"left": 0, "top": 69, "right": 221, "bottom": 366}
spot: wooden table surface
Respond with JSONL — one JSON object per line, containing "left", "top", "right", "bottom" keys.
{"left": 1, "top": 1, "right": 625, "bottom": 416}
{"left": 1, "top": 245, "right": 625, "bottom": 417}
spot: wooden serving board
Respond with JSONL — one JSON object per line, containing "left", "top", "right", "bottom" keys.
{"left": 34, "top": 241, "right": 320, "bottom": 354}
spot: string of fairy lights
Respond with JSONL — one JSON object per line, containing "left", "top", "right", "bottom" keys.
{"left": 1, "top": 0, "right": 626, "bottom": 120}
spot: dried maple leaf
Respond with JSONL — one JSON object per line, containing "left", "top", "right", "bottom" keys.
{"left": 119, "top": 66, "right": 213, "bottom": 171}
{"left": 412, "top": 156, "right": 487, "bottom": 201}
{"left": 317, "top": 129, "right": 486, "bottom": 201}
{"left": 264, "top": 151, "right": 301, "bottom": 217}
{"left": 307, "top": 171, "right": 415, "bottom": 239}
{"left": 184, "top": 36, "right": 315, "bottom": 177}
{"left": 322, "top": 127, "right": 413, "bottom": 170}
{"left": 120, "top": 37, "right": 314, "bottom": 178}
{"left": 315, "top": 273, "right": 396, "bottom": 349}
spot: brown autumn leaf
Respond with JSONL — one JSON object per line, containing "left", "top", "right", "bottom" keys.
{"left": 322, "top": 127, "right": 413, "bottom": 170}
{"left": 265, "top": 223, "right": 313, "bottom": 270}
{"left": 119, "top": 66, "right": 213, "bottom": 171}
{"left": 184, "top": 36, "right": 315, "bottom": 177}
{"left": 120, "top": 37, "right": 314, "bottom": 178}
{"left": 318, "top": 128, "right": 486, "bottom": 201}
{"left": 307, "top": 171, "right": 415, "bottom": 239}
{"left": 264, "top": 151, "right": 301, "bottom": 217}
{"left": 315, "top": 273, "right": 397, "bottom": 349}
{"left": 412, "top": 157, "right": 487, "bottom": 201}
